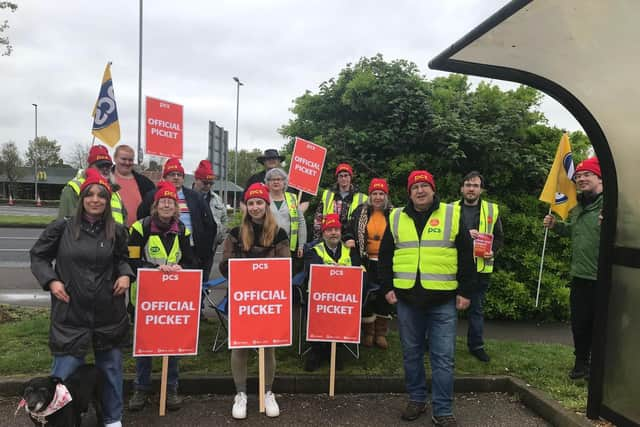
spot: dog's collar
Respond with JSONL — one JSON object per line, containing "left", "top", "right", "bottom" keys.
{"left": 18, "top": 383, "right": 73, "bottom": 425}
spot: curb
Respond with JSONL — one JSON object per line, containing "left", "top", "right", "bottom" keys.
{"left": 0, "top": 375, "right": 590, "bottom": 426}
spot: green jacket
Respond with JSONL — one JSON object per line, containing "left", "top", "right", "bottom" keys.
{"left": 554, "top": 193, "right": 602, "bottom": 280}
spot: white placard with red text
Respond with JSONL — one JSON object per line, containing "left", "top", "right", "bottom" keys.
{"left": 228, "top": 258, "right": 292, "bottom": 348}
{"left": 133, "top": 269, "right": 203, "bottom": 356}
{"left": 306, "top": 264, "right": 363, "bottom": 343}
{"left": 287, "top": 137, "right": 327, "bottom": 196}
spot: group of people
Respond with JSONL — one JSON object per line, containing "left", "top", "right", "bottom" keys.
{"left": 28, "top": 142, "right": 601, "bottom": 427}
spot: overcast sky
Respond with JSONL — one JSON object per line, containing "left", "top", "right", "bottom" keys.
{"left": 2, "top": 0, "right": 582, "bottom": 173}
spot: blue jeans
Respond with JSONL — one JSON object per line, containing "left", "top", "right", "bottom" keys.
{"left": 396, "top": 298, "right": 457, "bottom": 417}
{"left": 51, "top": 348, "right": 123, "bottom": 425}
{"left": 467, "top": 274, "right": 490, "bottom": 351}
{"left": 135, "top": 356, "right": 179, "bottom": 392}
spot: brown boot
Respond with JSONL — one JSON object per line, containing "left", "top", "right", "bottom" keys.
{"left": 374, "top": 317, "right": 389, "bottom": 349}
{"left": 362, "top": 321, "right": 375, "bottom": 347}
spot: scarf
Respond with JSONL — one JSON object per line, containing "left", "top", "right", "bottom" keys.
{"left": 150, "top": 216, "right": 180, "bottom": 236}
{"left": 16, "top": 383, "right": 73, "bottom": 425}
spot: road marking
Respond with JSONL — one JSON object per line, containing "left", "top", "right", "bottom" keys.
{"left": 0, "top": 249, "right": 30, "bottom": 252}
{"left": 0, "top": 237, "right": 38, "bottom": 240}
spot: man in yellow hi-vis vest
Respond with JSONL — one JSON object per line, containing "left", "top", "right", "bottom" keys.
{"left": 455, "top": 171, "right": 503, "bottom": 363}
{"left": 378, "top": 170, "right": 474, "bottom": 426}
{"left": 313, "top": 163, "right": 368, "bottom": 241}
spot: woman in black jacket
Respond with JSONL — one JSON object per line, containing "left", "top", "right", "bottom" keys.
{"left": 30, "top": 169, "right": 133, "bottom": 427}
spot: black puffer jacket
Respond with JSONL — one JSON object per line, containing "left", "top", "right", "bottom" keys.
{"left": 30, "top": 218, "right": 134, "bottom": 357}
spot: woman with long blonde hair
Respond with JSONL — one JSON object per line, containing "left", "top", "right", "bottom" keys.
{"left": 219, "top": 182, "right": 290, "bottom": 420}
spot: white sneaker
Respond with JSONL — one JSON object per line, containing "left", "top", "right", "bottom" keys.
{"left": 232, "top": 392, "right": 247, "bottom": 419}
{"left": 264, "top": 391, "right": 280, "bottom": 417}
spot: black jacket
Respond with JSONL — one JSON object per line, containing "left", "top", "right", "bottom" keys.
{"left": 378, "top": 196, "right": 475, "bottom": 307}
{"left": 30, "top": 218, "right": 134, "bottom": 357}
{"left": 137, "top": 187, "right": 216, "bottom": 265}
{"left": 132, "top": 170, "right": 156, "bottom": 199}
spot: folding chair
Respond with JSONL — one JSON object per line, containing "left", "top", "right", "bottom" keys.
{"left": 292, "top": 271, "right": 310, "bottom": 356}
{"left": 202, "top": 277, "right": 228, "bottom": 352}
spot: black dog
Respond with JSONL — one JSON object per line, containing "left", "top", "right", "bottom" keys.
{"left": 20, "top": 364, "right": 104, "bottom": 427}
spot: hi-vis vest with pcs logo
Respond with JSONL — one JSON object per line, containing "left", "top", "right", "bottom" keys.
{"left": 128, "top": 218, "right": 190, "bottom": 305}
{"left": 454, "top": 199, "right": 499, "bottom": 273}
{"left": 284, "top": 192, "right": 300, "bottom": 252}
{"left": 321, "top": 189, "right": 367, "bottom": 221}
{"left": 312, "top": 242, "right": 352, "bottom": 266}
{"left": 390, "top": 204, "right": 460, "bottom": 291}
{"left": 68, "top": 176, "right": 124, "bottom": 225}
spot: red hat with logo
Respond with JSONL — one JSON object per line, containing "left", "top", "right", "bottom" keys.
{"left": 368, "top": 178, "right": 389, "bottom": 194}
{"left": 407, "top": 170, "right": 436, "bottom": 192}
{"left": 244, "top": 183, "right": 270, "bottom": 204}
{"left": 195, "top": 160, "right": 215, "bottom": 181}
{"left": 335, "top": 163, "right": 353, "bottom": 176}
{"left": 154, "top": 181, "right": 178, "bottom": 202}
{"left": 80, "top": 168, "right": 112, "bottom": 195}
{"left": 162, "top": 158, "right": 184, "bottom": 177}
{"left": 321, "top": 213, "right": 341, "bottom": 231}
{"left": 575, "top": 157, "right": 601, "bottom": 178}
{"left": 87, "top": 145, "right": 113, "bottom": 167}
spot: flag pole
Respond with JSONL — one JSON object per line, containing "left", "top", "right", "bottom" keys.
{"left": 535, "top": 207, "right": 552, "bottom": 307}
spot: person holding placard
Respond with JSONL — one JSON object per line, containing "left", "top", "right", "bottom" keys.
{"left": 313, "top": 163, "right": 368, "bottom": 241}
{"left": 379, "top": 170, "right": 474, "bottom": 426}
{"left": 303, "top": 213, "right": 363, "bottom": 372}
{"left": 454, "top": 171, "right": 503, "bottom": 362}
{"left": 127, "top": 181, "right": 197, "bottom": 412}
{"left": 348, "top": 178, "right": 394, "bottom": 349}
{"left": 219, "top": 182, "right": 290, "bottom": 419}
{"left": 31, "top": 169, "right": 133, "bottom": 427}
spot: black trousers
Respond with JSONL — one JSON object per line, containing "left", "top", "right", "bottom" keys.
{"left": 570, "top": 277, "right": 597, "bottom": 362}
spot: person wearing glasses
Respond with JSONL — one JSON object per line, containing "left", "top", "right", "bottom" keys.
{"left": 454, "top": 171, "right": 503, "bottom": 363}
{"left": 138, "top": 158, "right": 216, "bottom": 281}
{"left": 543, "top": 157, "right": 603, "bottom": 380}
{"left": 110, "top": 144, "right": 155, "bottom": 228}
{"left": 58, "top": 144, "right": 127, "bottom": 225}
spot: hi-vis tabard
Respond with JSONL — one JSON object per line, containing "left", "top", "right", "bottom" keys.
{"left": 390, "top": 204, "right": 460, "bottom": 291}
{"left": 455, "top": 200, "right": 499, "bottom": 273}
{"left": 321, "top": 189, "right": 368, "bottom": 221}
{"left": 128, "top": 218, "right": 190, "bottom": 305}
{"left": 68, "top": 176, "right": 125, "bottom": 225}
{"left": 312, "top": 242, "right": 352, "bottom": 266}
{"left": 284, "top": 192, "right": 300, "bottom": 252}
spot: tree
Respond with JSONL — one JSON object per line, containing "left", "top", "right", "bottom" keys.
{"left": 25, "top": 136, "right": 63, "bottom": 168}
{"left": 66, "top": 142, "right": 92, "bottom": 169}
{"left": 0, "top": 141, "right": 23, "bottom": 195}
{"left": 0, "top": 2, "right": 18, "bottom": 56}
{"left": 228, "top": 148, "right": 265, "bottom": 187}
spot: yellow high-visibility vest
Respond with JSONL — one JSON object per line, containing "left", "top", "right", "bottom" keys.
{"left": 284, "top": 192, "right": 300, "bottom": 252}
{"left": 455, "top": 200, "right": 499, "bottom": 273}
{"left": 321, "top": 189, "right": 367, "bottom": 221}
{"left": 312, "top": 242, "right": 352, "bottom": 266}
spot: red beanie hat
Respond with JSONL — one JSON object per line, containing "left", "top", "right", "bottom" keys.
{"left": 575, "top": 157, "right": 601, "bottom": 178}
{"left": 195, "top": 160, "right": 215, "bottom": 181}
{"left": 80, "top": 168, "right": 112, "bottom": 195}
{"left": 163, "top": 157, "right": 184, "bottom": 177}
{"left": 244, "top": 183, "right": 270, "bottom": 204}
{"left": 154, "top": 181, "right": 178, "bottom": 202}
{"left": 407, "top": 170, "right": 436, "bottom": 192}
{"left": 87, "top": 145, "right": 113, "bottom": 167}
{"left": 321, "top": 213, "right": 341, "bottom": 231}
{"left": 368, "top": 178, "right": 389, "bottom": 194}
{"left": 335, "top": 163, "right": 353, "bottom": 176}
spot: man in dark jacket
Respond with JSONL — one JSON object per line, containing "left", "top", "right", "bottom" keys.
{"left": 543, "top": 157, "right": 603, "bottom": 380}
{"left": 379, "top": 170, "right": 474, "bottom": 426}
{"left": 111, "top": 144, "right": 155, "bottom": 228}
{"left": 138, "top": 158, "right": 216, "bottom": 280}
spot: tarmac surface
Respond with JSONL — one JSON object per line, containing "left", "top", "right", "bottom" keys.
{"left": 2, "top": 392, "right": 551, "bottom": 426}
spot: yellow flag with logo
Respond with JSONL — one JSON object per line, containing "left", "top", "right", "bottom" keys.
{"left": 539, "top": 133, "right": 577, "bottom": 219}
{"left": 91, "top": 62, "right": 121, "bottom": 147}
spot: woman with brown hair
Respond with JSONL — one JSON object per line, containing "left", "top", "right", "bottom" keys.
{"left": 219, "top": 183, "right": 290, "bottom": 420}
{"left": 30, "top": 168, "right": 133, "bottom": 427}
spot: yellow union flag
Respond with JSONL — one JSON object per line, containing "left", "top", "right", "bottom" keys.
{"left": 91, "top": 62, "right": 121, "bottom": 147}
{"left": 539, "top": 133, "right": 577, "bottom": 219}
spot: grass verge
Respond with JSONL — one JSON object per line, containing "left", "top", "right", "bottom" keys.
{"left": 0, "top": 215, "right": 55, "bottom": 227}
{"left": 0, "top": 305, "right": 587, "bottom": 412}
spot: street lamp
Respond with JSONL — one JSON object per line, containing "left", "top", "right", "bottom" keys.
{"left": 32, "top": 103, "right": 38, "bottom": 201}
{"left": 232, "top": 76, "right": 244, "bottom": 212}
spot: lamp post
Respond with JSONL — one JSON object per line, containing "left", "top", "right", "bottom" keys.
{"left": 232, "top": 76, "right": 244, "bottom": 212}
{"left": 32, "top": 103, "right": 38, "bottom": 201}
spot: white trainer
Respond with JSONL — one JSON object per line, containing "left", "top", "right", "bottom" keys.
{"left": 264, "top": 391, "right": 280, "bottom": 417}
{"left": 232, "top": 392, "right": 247, "bottom": 419}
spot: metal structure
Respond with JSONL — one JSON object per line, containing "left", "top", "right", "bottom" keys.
{"left": 232, "top": 76, "right": 243, "bottom": 211}
{"left": 430, "top": 1, "right": 639, "bottom": 425}
{"left": 208, "top": 121, "right": 229, "bottom": 203}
